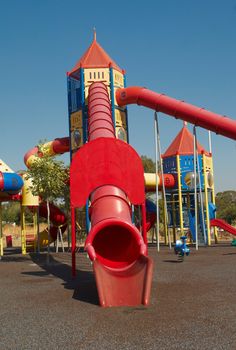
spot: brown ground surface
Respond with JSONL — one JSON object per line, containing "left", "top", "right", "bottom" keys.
{"left": 0, "top": 244, "right": 236, "bottom": 350}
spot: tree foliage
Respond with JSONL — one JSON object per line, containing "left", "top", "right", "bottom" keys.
{"left": 2, "top": 202, "right": 33, "bottom": 225}
{"left": 141, "top": 155, "right": 156, "bottom": 173}
{"left": 2, "top": 202, "right": 21, "bottom": 224}
{"left": 215, "top": 191, "right": 236, "bottom": 224}
{"left": 25, "top": 152, "right": 69, "bottom": 203}
{"left": 25, "top": 142, "right": 69, "bottom": 256}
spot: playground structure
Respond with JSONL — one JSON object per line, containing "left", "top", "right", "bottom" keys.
{"left": 23, "top": 138, "right": 68, "bottom": 252}
{"left": 0, "top": 158, "right": 67, "bottom": 255}
{"left": 66, "top": 34, "right": 236, "bottom": 306}
{"left": 1, "top": 33, "right": 236, "bottom": 306}
{"left": 158, "top": 123, "right": 216, "bottom": 246}
{"left": 0, "top": 159, "right": 24, "bottom": 255}
{"left": 116, "top": 87, "right": 236, "bottom": 244}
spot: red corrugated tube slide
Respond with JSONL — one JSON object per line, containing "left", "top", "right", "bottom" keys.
{"left": 85, "top": 82, "right": 146, "bottom": 269}
{"left": 70, "top": 82, "right": 153, "bottom": 306}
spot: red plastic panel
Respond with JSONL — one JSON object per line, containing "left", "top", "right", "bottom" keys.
{"left": 70, "top": 137, "right": 145, "bottom": 207}
{"left": 94, "top": 255, "right": 153, "bottom": 307}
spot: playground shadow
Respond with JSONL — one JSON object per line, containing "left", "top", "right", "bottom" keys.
{"left": 1, "top": 247, "right": 30, "bottom": 262}
{"left": 163, "top": 259, "right": 184, "bottom": 263}
{"left": 23, "top": 252, "right": 99, "bottom": 306}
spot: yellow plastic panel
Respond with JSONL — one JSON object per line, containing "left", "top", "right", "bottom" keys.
{"left": 84, "top": 68, "right": 110, "bottom": 85}
{"left": 70, "top": 110, "right": 83, "bottom": 151}
{"left": 115, "top": 109, "right": 127, "bottom": 127}
{"left": 71, "top": 110, "right": 83, "bottom": 128}
{"left": 21, "top": 175, "right": 39, "bottom": 207}
{"left": 203, "top": 155, "right": 214, "bottom": 189}
{"left": 113, "top": 70, "right": 124, "bottom": 88}
{"left": 84, "top": 68, "right": 110, "bottom": 104}
{"left": 0, "top": 159, "right": 14, "bottom": 173}
{"left": 204, "top": 155, "right": 213, "bottom": 172}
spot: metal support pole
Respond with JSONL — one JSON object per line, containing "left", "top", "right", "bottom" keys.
{"left": 208, "top": 130, "right": 218, "bottom": 243}
{"left": 202, "top": 154, "right": 211, "bottom": 245}
{"left": 71, "top": 207, "right": 76, "bottom": 277}
{"left": 0, "top": 203, "right": 3, "bottom": 259}
{"left": 208, "top": 131, "right": 212, "bottom": 154}
{"left": 37, "top": 206, "right": 40, "bottom": 254}
{"left": 56, "top": 226, "right": 65, "bottom": 253}
{"left": 193, "top": 127, "right": 198, "bottom": 250}
{"left": 154, "top": 113, "right": 160, "bottom": 251}
{"left": 176, "top": 155, "right": 184, "bottom": 239}
{"left": 33, "top": 209, "right": 37, "bottom": 253}
{"left": 155, "top": 112, "right": 171, "bottom": 249}
{"left": 194, "top": 127, "right": 207, "bottom": 245}
{"left": 21, "top": 205, "right": 26, "bottom": 255}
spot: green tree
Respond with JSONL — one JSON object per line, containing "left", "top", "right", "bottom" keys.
{"left": 2, "top": 202, "right": 34, "bottom": 225}
{"left": 141, "top": 155, "right": 156, "bottom": 173}
{"left": 25, "top": 143, "right": 69, "bottom": 260}
{"left": 215, "top": 191, "right": 236, "bottom": 224}
{"left": 2, "top": 202, "right": 21, "bottom": 224}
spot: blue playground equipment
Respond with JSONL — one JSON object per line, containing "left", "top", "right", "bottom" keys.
{"left": 174, "top": 236, "right": 190, "bottom": 261}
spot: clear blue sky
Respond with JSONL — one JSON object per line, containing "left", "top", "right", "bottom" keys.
{"left": 0, "top": 0, "right": 236, "bottom": 193}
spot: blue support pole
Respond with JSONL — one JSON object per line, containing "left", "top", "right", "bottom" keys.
{"left": 80, "top": 68, "right": 87, "bottom": 143}
{"left": 67, "top": 75, "right": 72, "bottom": 161}
{"left": 85, "top": 201, "right": 90, "bottom": 234}
{"left": 80, "top": 68, "right": 90, "bottom": 231}
{"left": 109, "top": 67, "right": 116, "bottom": 126}
{"left": 124, "top": 74, "right": 130, "bottom": 143}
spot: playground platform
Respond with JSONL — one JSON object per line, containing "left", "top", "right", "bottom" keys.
{"left": 0, "top": 244, "right": 236, "bottom": 350}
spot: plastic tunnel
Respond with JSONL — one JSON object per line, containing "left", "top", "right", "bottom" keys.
{"left": 116, "top": 86, "right": 236, "bottom": 141}
{"left": 70, "top": 82, "right": 153, "bottom": 307}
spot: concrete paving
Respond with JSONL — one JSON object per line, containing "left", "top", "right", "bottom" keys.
{"left": 0, "top": 244, "right": 236, "bottom": 349}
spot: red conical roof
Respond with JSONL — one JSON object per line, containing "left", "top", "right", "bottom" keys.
{"left": 162, "top": 126, "right": 209, "bottom": 158}
{"left": 68, "top": 33, "right": 123, "bottom": 78}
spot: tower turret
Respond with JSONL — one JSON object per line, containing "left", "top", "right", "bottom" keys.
{"left": 162, "top": 124, "right": 215, "bottom": 245}
{"left": 67, "top": 33, "right": 128, "bottom": 157}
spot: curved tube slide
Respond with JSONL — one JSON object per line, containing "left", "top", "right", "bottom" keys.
{"left": 71, "top": 82, "right": 153, "bottom": 306}
{"left": 210, "top": 219, "right": 236, "bottom": 237}
{"left": 0, "top": 172, "right": 23, "bottom": 198}
{"left": 116, "top": 87, "right": 236, "bottom": 141}
{"left": 0, "top": 159, "right": 24, "bottom": 200}
{"left": 24, "top": 137, "right": 69, "bottom": 167}
{"left": 86, "top": 82, "right": 152, "bottom": 306}
{"left": 144, "top": 173, "right": 175, "bottom": 192}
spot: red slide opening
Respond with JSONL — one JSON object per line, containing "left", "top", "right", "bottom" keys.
{"left": 87, "top": 219, "right": 143, "bottom": 269}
